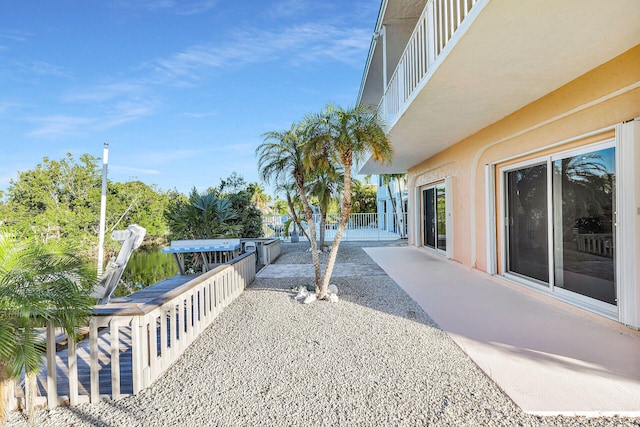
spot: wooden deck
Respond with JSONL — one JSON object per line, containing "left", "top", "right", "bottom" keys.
{"left": 9, "top": 247, "right": 266, "bottom": 409}
{"left": 29, "top": 275, "right": 197, "bottom": 401}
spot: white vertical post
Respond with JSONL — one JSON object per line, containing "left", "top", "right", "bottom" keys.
{"left": 46, "top": 321, "right": 58, "bottom": 408}
{"left": 97, "top": 142, "right": 109, "bottom": 277}
{"left": 131, "top": 316, "right": 143, "bottom": 393}
{"left": 68, "top": 335, "right": 78, "bottom": 405}
{"left": 89, "top": 317, "right": 100, "bottom": 402}
{"left": 110, "top": 319, "right": 121, "bottom": 399}
{"left": 381, "top": 25, "right": 387, "bottom": 91}
{"left": 617, "top": 120, "right": 640, "bottom": 328}
{"left": 427, "top": 1, "right": 437, "bottom": 68}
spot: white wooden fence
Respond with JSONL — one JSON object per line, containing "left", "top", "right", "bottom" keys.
{"left": 9, "top": 251, "right": 257, "bottom": 411}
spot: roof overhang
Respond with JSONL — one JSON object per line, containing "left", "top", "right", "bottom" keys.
{"left": 359, "top": 0, "right": 640, "bottom": 174}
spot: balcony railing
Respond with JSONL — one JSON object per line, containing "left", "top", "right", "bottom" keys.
{"left": 381, "top": 0, "right": 479, "bottom": 121}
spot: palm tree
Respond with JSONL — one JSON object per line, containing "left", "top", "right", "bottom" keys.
{"left": 248, "top": 182, "right": 270, "bottom": 212}
{"left": 305, "top": 104, "right": 393, "bottom": 299}
{"left": 306, "top": 164, "right": 343, "bottom": 251}
{"left": 0, "top": 230, "right": 94, "bottom": 425}
{"left": 256, "top": 124, "right": 322, "bottom": 290}
{"left": 274, "top": 180, "right": 309, "bottom": 241}
{"left": 166, "top": 188, "right": 240, "bottom": 240}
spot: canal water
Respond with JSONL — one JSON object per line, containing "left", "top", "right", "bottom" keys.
{"left": 115, "top": 248, "right": 178, "bottom": 297}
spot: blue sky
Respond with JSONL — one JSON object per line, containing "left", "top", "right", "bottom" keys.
{"left": 0, "top": 0, "right": 378, "bottom": 196}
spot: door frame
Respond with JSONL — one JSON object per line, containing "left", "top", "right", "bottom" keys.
{"left": 498, "top": 139, "right": 618, "bottom": 318}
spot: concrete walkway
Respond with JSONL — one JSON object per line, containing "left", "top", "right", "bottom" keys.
{"left": 364, "top": 246, "right": 640, "bottom": 416}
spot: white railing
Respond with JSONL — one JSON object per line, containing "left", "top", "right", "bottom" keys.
{"left": 382, "top": 0, "right": 478, "bottom": 120}
{"left": 239, "top": 237, "right": 281, "bottom": 265}
{"left": 576, "top": 233, "right": 614, "bottom": 258}
{"left": 10, "top": 252, "right": 256, "bottom": 411}
{"left": 262, "top": 213, "right": 408, "bottom": 241}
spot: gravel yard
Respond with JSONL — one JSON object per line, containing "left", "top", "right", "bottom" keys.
{"left": 8, "top": 241, "right": 640, "bottom": 426}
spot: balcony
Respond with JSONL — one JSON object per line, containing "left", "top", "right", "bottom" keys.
{"left": 358, "top": 0, "right": 640, "bottom": 174}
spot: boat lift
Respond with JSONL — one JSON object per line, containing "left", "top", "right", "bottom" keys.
{"left": 91, "top": 224, "right": 146, "bottom": 305}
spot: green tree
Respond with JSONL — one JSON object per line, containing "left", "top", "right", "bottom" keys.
{"left": 224, "top": 185, "right": 263, "bottom": 238}
{"left": 4, "top": 154, "right": 101, "bottom": 255}
{"left": 0, "top": 230, "right": 94, "bottom": 425}
{"left": 107, "top": 181, "right": 171, "bottom": 240}
{"left": 165, "top": 188, "right": 240, "bottom": 240}
{"left": 248, "top": 182, "right": 270, "bottom": 212}
{"left": 351, "top": 179, "right": 377, "bottom": 214}
{"left": 257, "top": 124, "right": 323, "bottom": 289}
{"left": 213, "top": 173, "right": 264, "bottom": 238}
{"left": 271, "top": 197, "right": 289, "bottom": 215}
{"left": 274, "top": 180, "right": 310, "bottom": 241}
{"left": 1, "top": 154, "right": 172, "bottom": 262}
{"left": 305, "top": 104, "right": 392, "bottom": 299}
{"left": 307, "top": 167, "right": 342, "bottom": 250}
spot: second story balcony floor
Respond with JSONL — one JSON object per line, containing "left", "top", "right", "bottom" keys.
{"left": 357, "top": 0, "right": 640, "bottom": 174}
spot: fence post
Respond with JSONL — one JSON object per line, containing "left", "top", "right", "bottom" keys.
{"left": 46, "top": 321, "right": 58, "bottom": 408}
{"left": 68, "top": 335, "right": 78, "bottom": 405}
{"left": 89, "top": 317, "right": 100, "bottom": 402}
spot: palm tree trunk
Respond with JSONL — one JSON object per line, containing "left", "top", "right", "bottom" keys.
{"left": 319, "top": 212, "right": 326, "bottom": 251}
{"left": 0, "top": 365, "right": 9, "bottom": 427}
{"left": 285, "top": 192, "right": 310, "bottom": 242}
{"left": 294, "top": 175, "right": 322, "bottom": 290}
{"left": 319, "top": 158, "right": 353, "bottom": 299}
{"left": 26, "top": 371, "right": 36, "bottom": 426}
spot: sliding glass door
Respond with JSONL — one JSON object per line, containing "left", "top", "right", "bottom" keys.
{"left": 552, "top": 146, "right": 616, "bottom": 305}
{"left": 505, "top": 163, "right": 549, "bottom": 283}
{"left": 422, "top": 183, "right": 446, "bottom": 252}
{"left": 504, "top": 143, "right": 616, "bottom": 309}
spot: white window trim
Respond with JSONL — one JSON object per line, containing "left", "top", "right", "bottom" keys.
{"left": 418, "top": 177, "right": 453, "bottom": 258}
{"left": 617, "top": 119, "right": 640, "bottom": 328}
{"left": 493, "top": 130, "right": 622, "bottom": 321}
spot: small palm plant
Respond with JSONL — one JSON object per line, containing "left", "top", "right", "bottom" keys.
{"left": 0, "top": 230, "right": 94, "bottom": 425}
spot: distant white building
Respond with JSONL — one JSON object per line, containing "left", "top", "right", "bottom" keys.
{"left": 376, "top": 175, "right": 407, "bottom": 238}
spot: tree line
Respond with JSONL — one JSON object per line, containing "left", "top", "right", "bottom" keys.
{"left": 0, "top": 155, "right": 265, "bottom": 262}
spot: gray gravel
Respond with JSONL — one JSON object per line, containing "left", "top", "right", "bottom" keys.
{"left": 8, "top": 241, "right": 640, "bottom": 426}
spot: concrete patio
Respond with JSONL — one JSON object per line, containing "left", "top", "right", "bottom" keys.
{"left": 365, "top": 246, "right": 640, "bottom": 416}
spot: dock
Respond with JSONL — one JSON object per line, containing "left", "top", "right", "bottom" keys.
{"left": 31, "top": 275, "right": 197, "bottom": 400}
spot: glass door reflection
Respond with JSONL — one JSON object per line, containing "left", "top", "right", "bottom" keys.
{"left": 552, "top": 147, "right": 616, "bottom": 305}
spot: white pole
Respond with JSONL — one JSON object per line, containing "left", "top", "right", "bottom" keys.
{"left": 97, "top": 142, "right": 109, "bottom": 277}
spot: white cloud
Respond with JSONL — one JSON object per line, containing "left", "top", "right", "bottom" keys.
{"left": 0, "top": 30, "right": 30, "bottom": 42}
{"left": 145, "top": 22, "right": 371, "bottom": 84}
{"left": 26, "top": 115, "right": 94, "bottom": 138}
{"left": 183, "top": 111, "right": 219, "bottom": 118}
{"left": 176, "top": 0, "right": 218, "bottom": 15}
{"left": 63, "top": 83, "right": 142, "bottom": 103}
{"left": 15, "top": 60, "right": 73, "bottom": 79}
{"left": 114, "top": 0, "right": 218, "bottom": 15}
{"left": 142, "top": 148, "right": 200, "bottom": 165}
{"left": 110, "top": 165, "right": 161, "bottom": 175}
{"left": 0, "top": 102, "right": 28, "bottom": 116}
{"left": 96, "top": 100, "right": 158, "bottom": 129}
{"left": 25, "top": 99, "right": 157, "bottom": 138}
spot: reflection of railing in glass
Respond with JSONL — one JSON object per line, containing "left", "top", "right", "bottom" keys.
{"left": 553, "top": 145, "right": 616, "bottom": 305}
{"left": 576, "top": 233, "right": 614, "bottom": 258}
